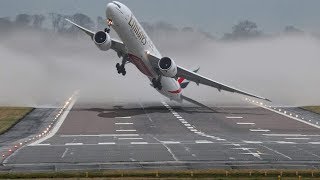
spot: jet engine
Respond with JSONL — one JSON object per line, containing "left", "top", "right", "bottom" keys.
{"left": 158, "top": 57, "right": 177, "bottom": 77}
{"left": 93, "top": 31, "right": 112, "bottom": 51}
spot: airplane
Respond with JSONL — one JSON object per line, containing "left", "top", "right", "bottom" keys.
{"left": 66, "top": 1, "right": 270, "bottom": 109}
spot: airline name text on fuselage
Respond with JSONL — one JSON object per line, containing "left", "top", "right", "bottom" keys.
{"left": 128, "top": 14, "right": 147, "bottom": 45}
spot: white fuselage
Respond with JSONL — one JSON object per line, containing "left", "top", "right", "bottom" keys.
{"left": 106, "top": 2, "right": 182, "bottom": 102}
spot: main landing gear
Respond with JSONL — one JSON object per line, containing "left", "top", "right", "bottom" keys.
{"left": 116, "top": 55, "right": 129, "bottom": 76}
{"left": 152, "top": 77, "right": 162, "bottom": 90}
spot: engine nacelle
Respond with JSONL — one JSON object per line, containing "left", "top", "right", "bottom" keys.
{"left": 93, "top": 31, "right": 112, "bottom": 51}
{"left": 158, "top": 57, "right": 177, "bottom": 77}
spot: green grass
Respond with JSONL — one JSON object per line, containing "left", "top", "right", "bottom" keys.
{"left": 0, "top": 107, "right": 33, "bottom": 134}
{"left": 302, "top": 106, "right": 320, "bottom": 114}
{"left": 0, "top": 169, "right": 319, "bottom": 179}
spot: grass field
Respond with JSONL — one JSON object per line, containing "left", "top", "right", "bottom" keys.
{"left": 302, "top": 106, "right": 320, "bottom": 114}
{"left": 0, "top": 107, "right": 33, "bottom": 134}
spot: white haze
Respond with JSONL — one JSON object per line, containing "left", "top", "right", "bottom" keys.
{"left": 0, "top": 29, "right": 319, "bottom": 107}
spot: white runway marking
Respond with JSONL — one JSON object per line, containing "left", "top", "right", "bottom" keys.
{"left": 98, "top": 142, "right": 116, "bottom": 145}
{"left": 263, "top": 134, "right": 320, "bottom": 137}
{"left": 250, "top": 129, "right": 270, "bottom": 132}
{"left": 130, "top": 142, "right": 148, "bottom": 145}
{"left": 61, "top": 148, "right": 69, "bottom": 158}
{"left": 154, "top": 136, "right": 179, "bottom": 161}
{"left": 161, "top": 141, "right": 180, "bottom": 144}
{"left": 195, "top": 140, "right": 213, "bottom": 144}
{"left": 309, "top": 142, "right": 320, "bottom": 144}
{"left": 237, "top": 122, "right": 255, "bottom": 125}
{"left": 29, "top": 94, "right": 78, "bottom": 146}
{"left": 115, "top": 123, "right": 133, "bottom": 125}
{"left": 233, "top": 147, "right": 256, "bottom": 150}
{"left": 226, "top": 116, "right": 243, "bottom": 119}
{"left": 65, "top": 143, "right": 83, "bottom": 145}
{"left": 115, "top": 116, "right": 131, "bottom": 119}
{"left": 60, "top": 134, "right": 139, "bottom": 137}
{"left": 275, "top": 141, "right": 296, "bottom": 144}
{"left": 116, "top": 130, "right": 136, "bottom": 132}
{"left": 259, "top": 144, "right": 292, "bottom": 160}
{"left": 243, "top": 141, "right": 262, "bottom": 144}
{"left": 118, "top": 138, "right": 143, "bottom": 140}
{"left": 285, "top": 138, "right": 310, "bottom": 140}
{"left": 29, "top": 143, "right": 51, "bottom": 146}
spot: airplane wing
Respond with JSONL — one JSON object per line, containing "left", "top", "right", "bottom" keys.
{"left": 147, "top": 53, "right": 270, "bottom": 101}
{"left": 65, "top": 19, "right": 127, "bottom": 56}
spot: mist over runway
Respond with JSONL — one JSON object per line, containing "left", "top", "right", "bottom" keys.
{"left": 0, "top": 29, "right": 320, "bottom": 107}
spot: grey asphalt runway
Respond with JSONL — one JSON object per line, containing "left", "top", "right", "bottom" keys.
{"left": 2, "top": 99, "right": 320, "bottom": 171}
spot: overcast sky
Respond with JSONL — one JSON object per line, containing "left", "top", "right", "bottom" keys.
{"left": 1, "top": 0, "right": 320, "bottom": 35}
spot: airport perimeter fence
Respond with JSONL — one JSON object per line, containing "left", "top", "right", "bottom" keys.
{"left": 0, "top": 169, "right": 320, "bottom": 179}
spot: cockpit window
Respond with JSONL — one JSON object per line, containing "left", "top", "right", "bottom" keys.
{"left": 112, "top": 1, "right": 121, "bottom": 8}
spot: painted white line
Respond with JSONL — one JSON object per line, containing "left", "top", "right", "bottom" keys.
{"left": 61, "top": 148, "right": 69, "bottom": 158}
{"left": 65, "top": 143, "right": 83, "bottom": 145}
{"left": 187, "top": 127, "right": 194, "bottom": 129}
{"left": 233, "top": 147, "right": 256, "bottom": 150}
{"left": 275, "top": 141, "right": 296, "bottom": 144}
{"left": 161, "top": 141, "right": 180, "bottom": 144}
{"left": 190, "top": 129, "right": 198, "bottom": 132}
{"left": 116, "top": 130, "right": 136, "bottom": 132}
{"left": 243, "top": 141, "right": 262, "bottom": 144}
{"left": 195, "top": 140, "right": 213, "bottom": 144}
{"left": 153, "top": 137, "right": 179, "bottom": 161}
{"left": 115, "top": 116, "right": 131, "bottom": 119}
{"left": 309, "top": 142, "right": 320, "bottom": 144}
{"left": 256, "top": 103, "right": 320, "bottom": 129}
{"left": 29, "top": 94, "right": 77, "bottom": 146}
{"left": 98, "top": 142, "right": 116, "bottom": 145}
{"left": 216, "top": 138, "right": 226, "bottom": 141}
{"left": 177, "top": 117, "right": 183, "bottom": 119}
{"left": 237, "top": 122, "right": 255, "bottom": 125}
{"left": 184, "top": 124, "right": 191, "bottom": 127}
{"left": 226, "top": 116, "right": 243, "bottom": 119}
{"left": 60, "top": 134, "right": 139, "bottom": 137}
{"left": 118, "top": 138, "right": 143, "bottom": 140}
{"left": 285, "top": 138, "right": 310, "bottom": 140}
{"left": 115, "top": 123, "right": 133, "bottom": 125}
{"left": 28, "top": 143, "right": 51, "bottom": 146}
{"left": 250, "top": 129, "right": 270, "bottom": 132}
{"left": 130, "top": 142, "right": 148, "bottom": 145}
{"left": 262, "top": 134, "right": 320, "bottom": 137}
{"left": 240, "top": 153, "right": 262, "bottom": 158}
{"left": 260, "top": 144, "right": 292, "bottom": 160}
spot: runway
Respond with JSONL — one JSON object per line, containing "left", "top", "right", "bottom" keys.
{"left": 2, "top": 98, "right": 320, "bottom": 171}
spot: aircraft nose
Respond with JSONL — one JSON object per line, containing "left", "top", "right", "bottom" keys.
{"left": 106, "top": 3, "right": 115, "bottom": 17}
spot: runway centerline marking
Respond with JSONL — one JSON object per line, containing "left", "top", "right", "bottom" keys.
{"left": 65, "top": 143, "right": 83, "bottom": 145}
{"left": 98, "top": 142, "right": 116, "bottom": 145}
{"left": 285, "top": 138, "right": 310, "bottom": 140}
{"left": 237, "top": 122, "right": 255, "bottom": 125}
{"left": 116, "top": 130, "right": 136, "bottom": 132}
{"left": 226, "top": 116, "right": 243, "bottom": 119}
{"left": 275, "top": 141, "right": 296, "bottom": 144}
{"left": 115, "top": 116, "right": 131, "bottom": 119}
{"left": 130, "top": 142, "right": 148, "bottom": 145}
{"left": 243, "top": 141, "right": 262, "bottom": 144}
{"left": 160, "top": 141, "right": 180, "bottom": 144}
{"left": 115, "top": 123, "right": 133, "bottom": 125}
{"left": 250, "top": 129, "right": 270, "bottom": 132}
{"left": 195, "top": 140, "right": 213, "bottom": 144}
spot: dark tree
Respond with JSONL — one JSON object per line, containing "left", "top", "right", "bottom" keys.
{"left": 15, "top": 14, "right": 32, "bottom": 26}
{"left": 32, "top": 14, "right": 45, "bottom": 29}
{"left": 223, "top": 20, "right": 262, "bottom": 40}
